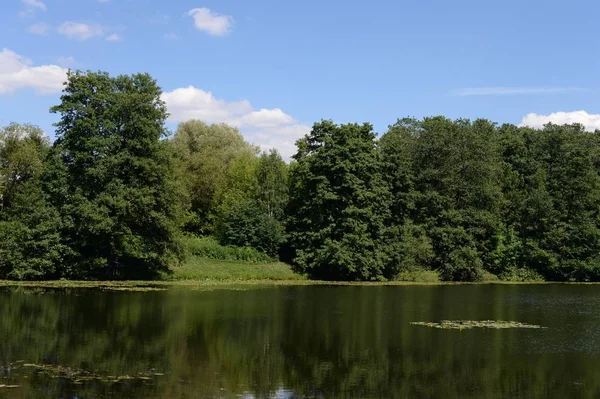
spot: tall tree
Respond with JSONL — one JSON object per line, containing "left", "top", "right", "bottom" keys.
{"left": 48, "top": 70, "right": 183, "bottom": 278}
{"left": 286, "top": 120, "right": 391, "bottom": 281}
{"left": 505, "top": 124, "right": 600, "bottom": 281}
{"left": 381, "top": 117, "right": 503, "bottom": 281}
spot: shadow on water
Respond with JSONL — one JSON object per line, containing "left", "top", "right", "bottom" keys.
{"left": 1, "top": 284, "right": 600, "bottom": 398}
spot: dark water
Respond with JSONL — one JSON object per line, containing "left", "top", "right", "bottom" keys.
{"left": 1, "top": 285, "right": 600, "bottom": 398}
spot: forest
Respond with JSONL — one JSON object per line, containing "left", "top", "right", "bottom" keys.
{"left": 1, "top": 70, "right": 600, "bottom": 282}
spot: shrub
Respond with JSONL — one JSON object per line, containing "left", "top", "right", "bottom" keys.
{"left": 185, "top": 236, "right": 273, "bottom": 263}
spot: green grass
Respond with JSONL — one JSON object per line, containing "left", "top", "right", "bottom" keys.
{"left": 165, "top": 257, "right": 305, "bottom": 281}
{"left": 395, "top": 270, "right": 441, "bottom": 282}
{"left": 184, "top": 236, "right": 273, "bottom": 263}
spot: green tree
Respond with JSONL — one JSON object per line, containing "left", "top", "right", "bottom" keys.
{"left": 216, "top": 198, "right": 285, "bottom": 257}
{"left": 0, "top": 181, "right": 68, "bottom": 280}
{"left": 47, "top": 70, "right": 184, "bottom": 279}
{"left": 255, "top": 149, "right": 289, "bottom": 220}
{"left": 0, "top": 123, "right": 49, "bottom": 212}
{"left": 381, "top": 117, "right": 503, "bottom": 281}
{"left": 286, "top": 120, "right": 391, "bottom": 281}
{"left": 0, "top": 123, "right": 65, "bottom": 280}
{"left": 214, "top": 150, "right": 288, "bottom": 257}
{"left": 505, "top": 124, "right": 600, "bottom": 281}
{"left": 170, "top": 120, "right": 259, "bottom": 233}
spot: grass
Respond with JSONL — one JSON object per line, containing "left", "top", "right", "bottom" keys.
{"left": 395, "top": 269, "right": 441, "bottom": 282}
{"left": 184, "top": 236, "right": 274, "bottom": 263}
{"left": 165, "top": 257, "right": 305, "bottom": 282}
{"left": 0, "top": 244, "right": 591, "bottom": 288}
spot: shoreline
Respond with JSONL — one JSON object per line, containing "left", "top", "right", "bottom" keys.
{"left": 0, "top": 279, "right": 597, "bottom": 289}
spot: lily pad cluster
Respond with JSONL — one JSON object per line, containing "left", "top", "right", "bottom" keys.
{"left": 410, "top": 320, "right": 546, "bottom": 330}
{"left": 18, "top": 363, "right": 163, "bottom": 384}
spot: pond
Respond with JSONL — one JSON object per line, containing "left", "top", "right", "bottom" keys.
{"left": 1, "top": 284, "right": 599, "bottom": 398}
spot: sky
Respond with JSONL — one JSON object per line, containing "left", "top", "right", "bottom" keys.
{"left": 2, "top": 0, "right": 600, "bottom": 158}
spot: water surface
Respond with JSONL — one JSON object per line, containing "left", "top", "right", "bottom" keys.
{"left": 1, "top": 284, "right": 599, "bottom": 398}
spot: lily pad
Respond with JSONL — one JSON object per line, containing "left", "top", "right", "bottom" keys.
{"left": 410, "top": 320, "right": 546, "bottom": 329}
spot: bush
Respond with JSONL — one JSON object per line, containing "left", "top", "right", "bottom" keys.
{"left": 384, "top": 223, "right": 434, "bottom": 278}
{"left": 216, "top": 198, "right": 285, "bottom": 257}
{"left": 185, "top": 236, "right": 273, "bottom": 263}
{"left": 395, "top": 269, "right": 440, "bottom": 282}
{"left": 438, "top": 246, "right": 484, "bottom": 282}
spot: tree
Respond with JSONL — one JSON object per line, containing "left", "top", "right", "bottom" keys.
{"left": 0, "top": 181, "right": 68, "bottom": 280}
{"left": 286, "top": 120, "right": 391, "bottom": 281}
{"left": 505, "top": 124, "right": 600, "bottom": 281}
{"left": 255, "top": 149, "right": 288, "bottom": 220}
{"left": 214, "top": 150, "right": 288, "bottom": 257}
{"left": 48, "top": 70, "right": 184, "bottom": 278}
{"left": 216, "top": 198, "right": 285, "bottom": 257}
{"left": 170, "top": 120, "right": 259, "bottom": 233}
{"left": 381, "top": 117, "right": 503, "bottom": 281}
{"left": 0, "top": 123, "right": 49, "bottom": 212}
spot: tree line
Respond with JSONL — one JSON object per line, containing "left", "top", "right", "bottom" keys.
{"left": 1, "top": 70, "right": 599, "bottom": 281}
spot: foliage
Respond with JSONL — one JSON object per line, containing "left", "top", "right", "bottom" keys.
{"left": 394, "top": 269, "right": 440, "bottom": 282}
{"left": 0, "top": 181, "right": 69, "bottom": 280}
{"left": 184, "top": 236, "right": 273, "bottom": 263}
{"left": 47, "top": 70, "right": 184, "bottom": 279}
{"left": 0, "top": 123, "right": 49, "bottom": 211}
{"left": 170, "top": 120, "right": 259, "bottom": 233}
{"left": 255, "top": 149, "right": 289, "bottom": 219}
{"left": 209, "top": 148, "right": 288, "bottom": 257}
{"left": 167, "top": 257, "right": 303, "bottom": 281}
{"left": 499, "top": 123, "right": 600, "bottom": 281}
{"left": 383, "top": 222, "right": 434, "bottom": 278}
{"left": 286, "top": 120, "right": 391, "bottom": 281}
{"left": 5, "top": 74, "right": 600, "bottom": 282}
{"left": 380, "top": 117, "right": 502, "bottom": 282}
{"left": 216, "top": 198, "right": 285, "bottom": 257}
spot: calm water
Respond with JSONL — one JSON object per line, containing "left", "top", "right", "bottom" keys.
{"left": 1, "top": 285, "right": 600, "bottom": 398}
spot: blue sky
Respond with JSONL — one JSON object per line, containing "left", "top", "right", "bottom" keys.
{"left": 1, "top": 0, "right": 599, "bottom": 157}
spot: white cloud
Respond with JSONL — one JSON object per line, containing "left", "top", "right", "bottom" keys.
{"left": 164, "top": 32, "right": 180, "bottom": 40}
{"left": 55, "top": 56, "right": 76, "bottom": 67}
{"left": 454, "top": 87, "right": 588, "bottom": 96}
{"left": 162, "top": 86, "right": 309, "bottom": 158}
{"left": 521, "top": 111, "right": 600, "bottom": 131}
{"left": 105, "top": 33, "right": 122, "bottom": 42}
{"left": 0, "top": 49, "right": 67, "bottom": 95}
{"left": 187, "top": 8, "right": 234, "bottom": 36}
{"left": 238, "top": 109, "right": 295, "bottom": 128}
{"left": 20, "top": 0, "right": 46, "bottom": 16}
{"left": 58, "top": 22, "right": 104, "bottom": 41}
{"left": 27, "top": 22, "right": 50, "bottom": 35}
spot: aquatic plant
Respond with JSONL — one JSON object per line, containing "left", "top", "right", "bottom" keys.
{"left": 19, "top": 363, "right": 162, "bottom": 384}
{"left": 410, "top": 320, "right": 546, "bottom": 329}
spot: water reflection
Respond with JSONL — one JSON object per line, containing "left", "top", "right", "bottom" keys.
{"left": 1, "top": 285, "right": 600, "bottom": 398}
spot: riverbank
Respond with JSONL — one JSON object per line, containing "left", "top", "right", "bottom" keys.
{"left": 0, "top": 256, "right": 584, "bottom": 288}
{"left": 0, "top": 279, "right": 594, "bottom": 289}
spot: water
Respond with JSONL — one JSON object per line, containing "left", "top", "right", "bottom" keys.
{"left": 1, "top": 284, "right": 600, "bottom": 398}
